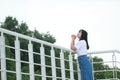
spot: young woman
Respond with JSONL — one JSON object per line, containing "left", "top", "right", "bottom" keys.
{"left": 70, "top": 29, "right": 93, "bottom": 80}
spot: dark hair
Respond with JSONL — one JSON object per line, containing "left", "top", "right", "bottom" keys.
{"left": 79, "top": 29, "right": 89, "bottom": 49}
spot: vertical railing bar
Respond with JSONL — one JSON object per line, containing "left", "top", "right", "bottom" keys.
{"left": 114, "top": 52, "right": 117, "bottom": 80}
{"left": 77, "top": 58, "right": 81, "bottom": 80}
{"left": 51, "top": 46, "right": 56, "bottom": 80}
{"left": 28, "top": 40, "right": 34, "bottom": 80}
{"left": 15, "top": 37, "right": 21, "bottom": 80}
{"left": 60, "top": 49, "right": 65, "bottom": 80}
{"left": 0, "top": 32, "right": 6, "bottom": 80}
{"left": 40, "top": 44, "right": 46, "bottom": 80}
{"left": 69, "top": 52, "right": 74, "bottom": 80}
{"left": 90, "top": 54, "right": 94, "bottom": 80}
{"left": 1, "top": 32, "right": 3, "bottom": 36}
{"left": 112, "top": 52, "right": 115, "bottom": 79}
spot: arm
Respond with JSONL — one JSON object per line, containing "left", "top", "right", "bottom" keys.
{"left": 70, "top": 35, "right": 77, "bottom": 51}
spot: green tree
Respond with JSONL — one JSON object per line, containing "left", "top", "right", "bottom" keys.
{"left": 0, "top": 16, "right": 56, "bottom": 80}
{"left": 1, "top": 16, "right": 18, "bottom": 31}
{"left": 93, "top": 56, "right": 105, "bottom": 79}
{"left": 17, "top": 22, "right": 32, "bottom": 36}
{"left": 103, "top": 65, "right": 113, "bottom": 78}
{"left": 92, "top": 56, "right": 120, "bottom": 80}
{"left": 117, "top": 68, "right": 120, "bottom": 78}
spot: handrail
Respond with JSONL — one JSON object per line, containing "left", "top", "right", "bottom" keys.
{"left": 0, "top": 28, "right": 74, "bottom": 52}
{"left": 88, "top": 50, "right": 120, "bottom": 54}
{"left": 1, "top": 28, "right": 120, "bottom": 54}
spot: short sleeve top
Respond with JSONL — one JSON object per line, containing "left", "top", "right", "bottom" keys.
{"left": 75, "top": 40, "right": 87, "bottom": 56}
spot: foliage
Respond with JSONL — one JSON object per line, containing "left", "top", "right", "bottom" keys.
{"left": 0, "top": 16, "right": 56, "bottom": 80}
{"left": 0, "top": 16, "right": 120, "bottom": 80}
{"left": 93, "top": 56, "right": 105, "bottom": 79}
{"left": 93, "top": 56, "right": 120, "bottom": 80}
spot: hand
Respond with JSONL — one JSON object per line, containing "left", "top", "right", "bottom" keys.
{"left": 71, "top": 34, "right": 76, "bottom": 40}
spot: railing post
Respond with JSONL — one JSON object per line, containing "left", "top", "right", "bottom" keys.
{"left": 51, "top": 46, "right": 56, "bottom": 80}
{"left": 28, "top": 41, "right": 34, "bottom": 80}
{"left": 90, "top": 54, "right": 94, "bottom": 80}
{"left": 40, "top": 44, "right": 46, "bottom": 80}
{"left": 15, "top": 37, "right": 21, "bottom": 80}
{"left": 69, "top": 52, "right": 74, "bottom": 80}
{"left": 60, "top": 49, "right": 65, "bottom": 80}
{"left": 0, "top": 32, "right": 6, "bottom": 80}
{"left": 113, "top": 51, "right": 117, "bottom": 80}
{"left": 77, "top": 59, "right": 81, "bottom": 80}
{"left": 112, "top": 52, "right": 116, "bottom": 79}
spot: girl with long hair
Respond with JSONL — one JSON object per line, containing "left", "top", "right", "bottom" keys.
{"left": 70, "top": 29, "right": 93, "bottom": 80}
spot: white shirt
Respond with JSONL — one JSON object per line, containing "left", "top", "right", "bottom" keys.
{"left": 75, "top": 40, "right": 87, "bottom": 57}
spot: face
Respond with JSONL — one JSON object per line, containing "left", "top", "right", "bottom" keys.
{"left": 77, "top": 31, "right": 82, "bottom": 39}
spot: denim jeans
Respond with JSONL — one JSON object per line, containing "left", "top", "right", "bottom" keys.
{"left": 78, "top": 55, "right": 93, "bottom": 80}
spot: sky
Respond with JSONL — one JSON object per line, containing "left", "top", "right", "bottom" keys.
{"left": 0, "top": 0, "right": 120, "bottom": 52}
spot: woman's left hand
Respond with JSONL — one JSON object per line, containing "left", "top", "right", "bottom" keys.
{"left": 71, "top": 34, "right": 76, "bottom": 40}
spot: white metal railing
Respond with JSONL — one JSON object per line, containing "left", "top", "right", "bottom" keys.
{"left": 0, "top": 28, "right": 80, "bottom": 80}
{"left": 88, "top": 50, "right": 120, "bottom": 80}
{"left": 0, "top": 28, "right": 120, "bottom": 80}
